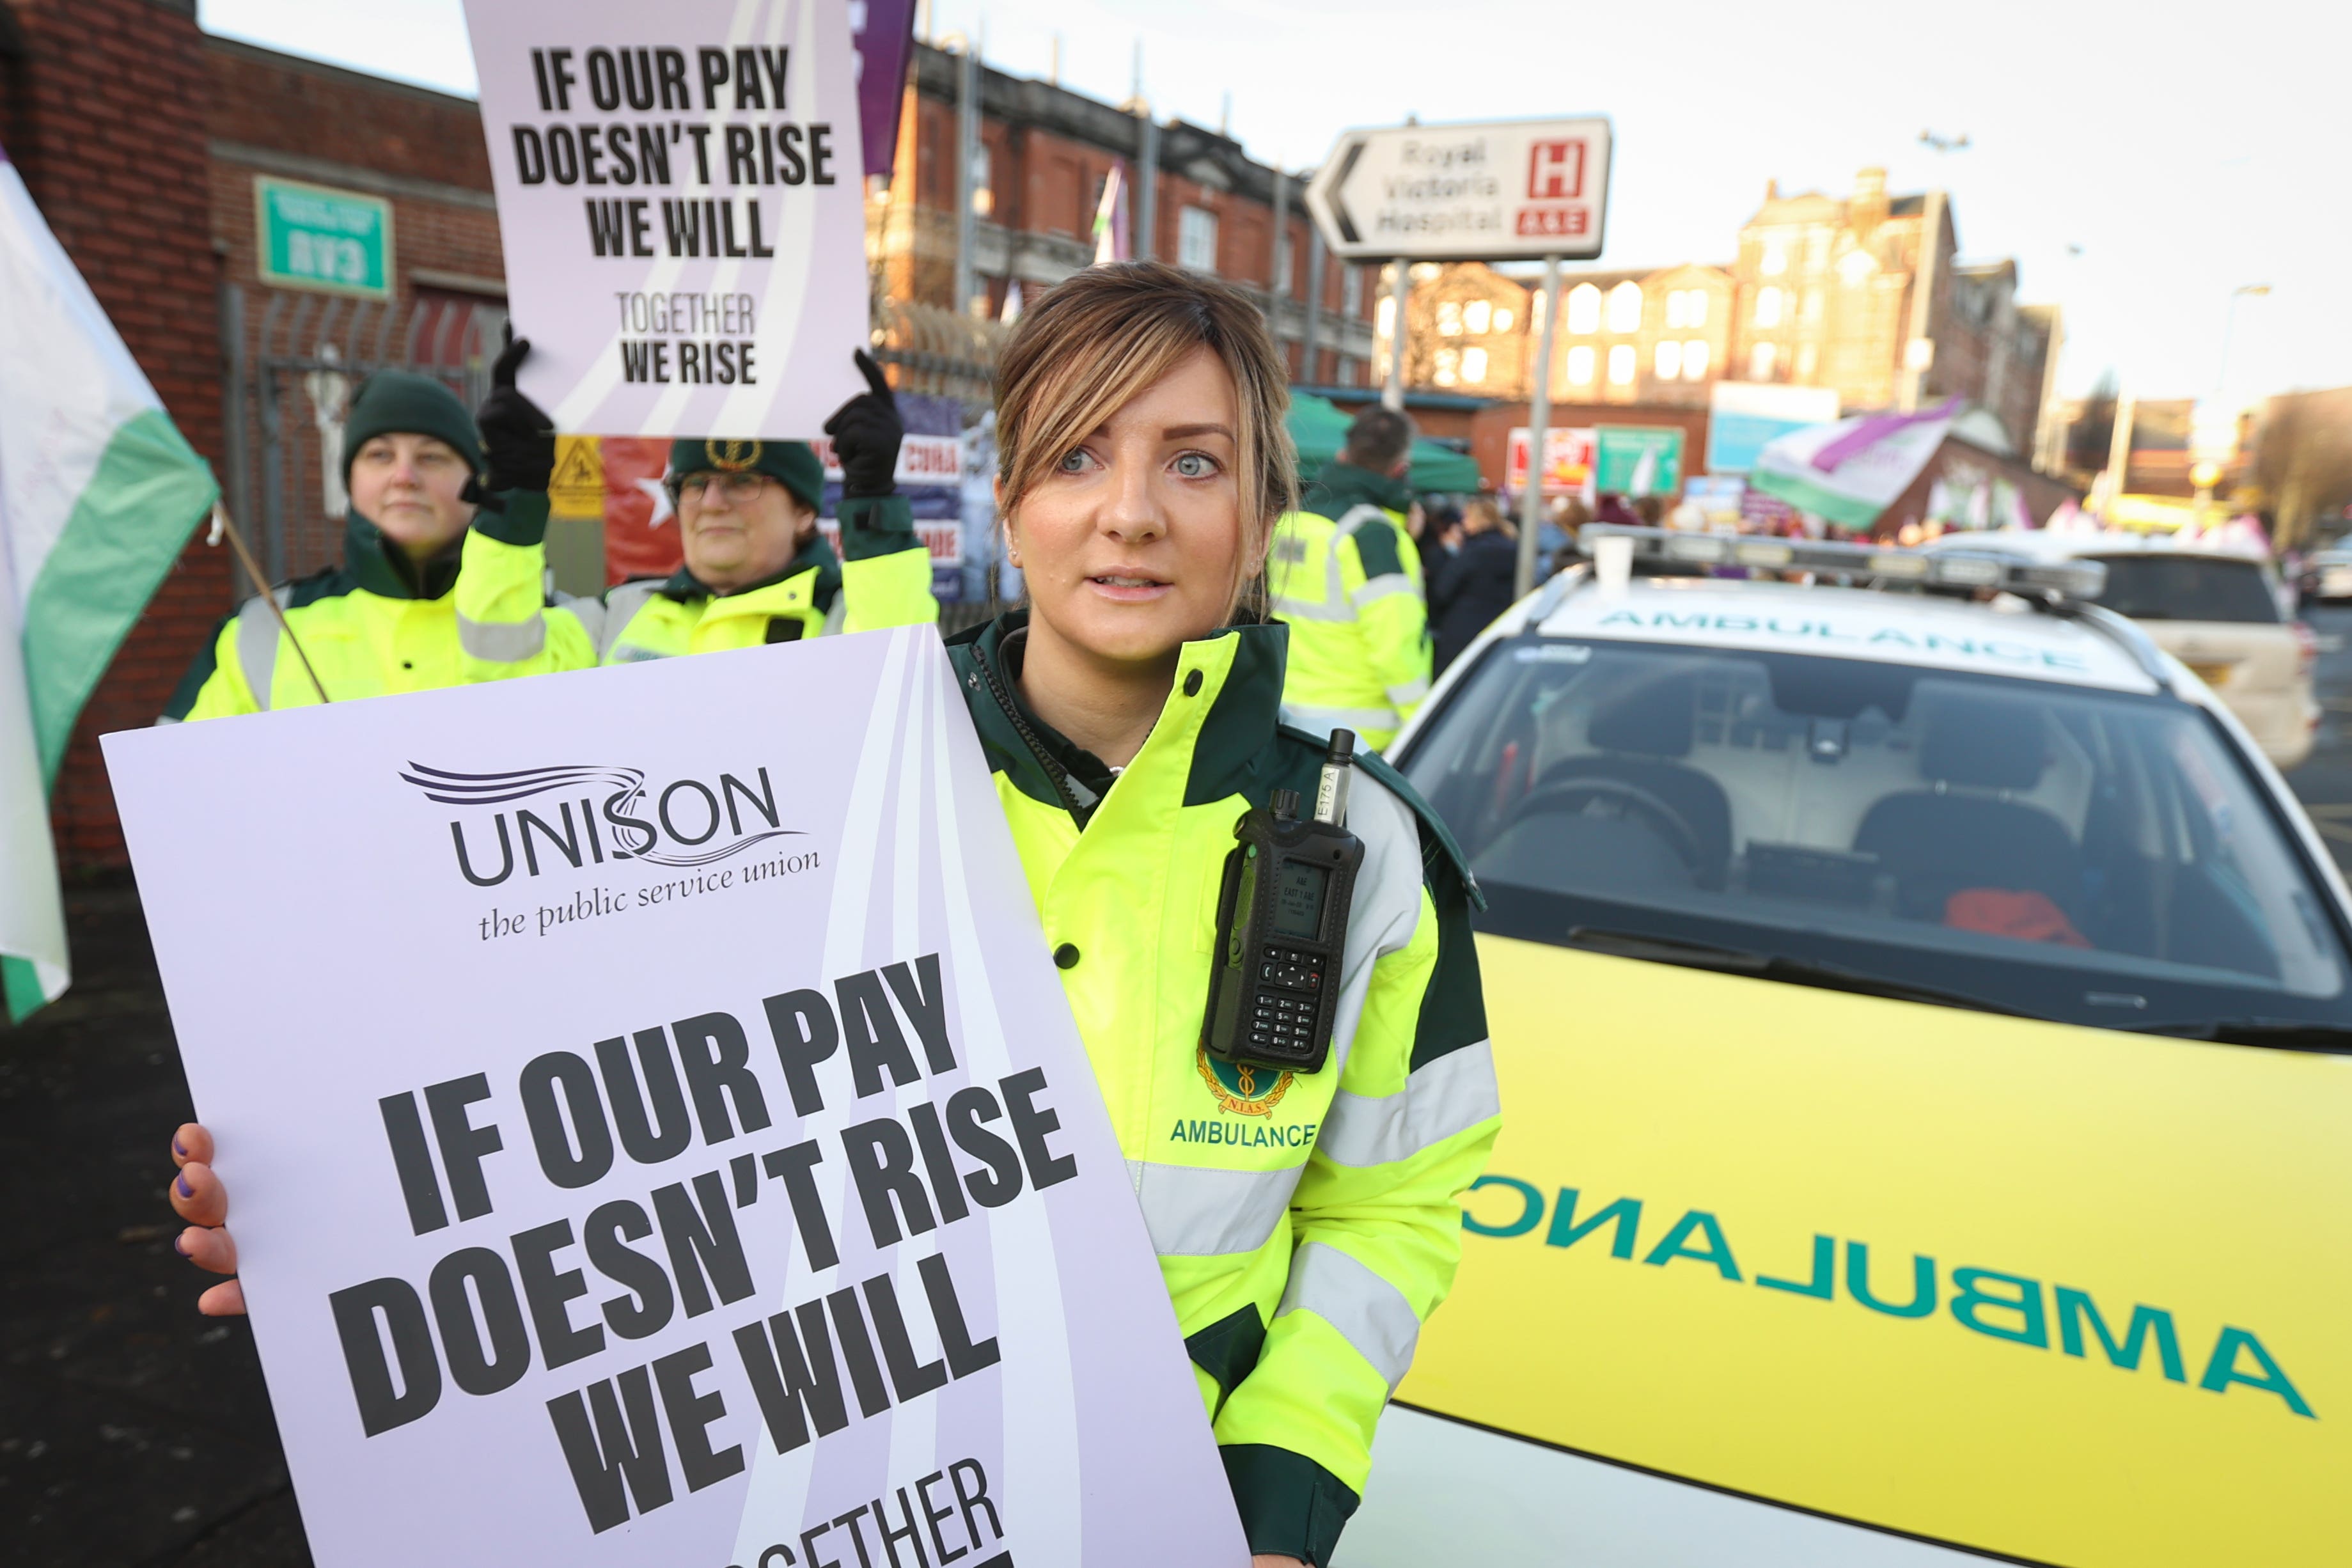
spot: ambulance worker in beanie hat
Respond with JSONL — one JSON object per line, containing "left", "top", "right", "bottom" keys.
{"left": 453, "top": 350, "right": 937, "bottom": 666}
{"left": 168, "top": 262, "right": 1499, "bottom": 1568}
{"left": 160, "top": 338, "right": 578, "bottom": 719}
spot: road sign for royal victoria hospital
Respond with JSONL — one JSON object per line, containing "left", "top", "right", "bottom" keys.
{"left": 1304, "top": 116, "right": 1613, "bottom": 262}
{"left": 101, "top": 631, "right": 1248, "bottom": 1568}
{"left": 460, "top": 0, "right": 874, "bottom": 439}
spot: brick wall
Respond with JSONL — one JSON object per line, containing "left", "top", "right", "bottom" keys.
{"left": 207, "top": 38, "right": 492, "bottom": 189}
{"left": 3, "top": 0, "right": 227, "bottom": 868}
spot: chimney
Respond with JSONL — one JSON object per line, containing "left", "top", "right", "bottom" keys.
{"left": 1851, "top": 165, "right": 1890, "bottom": 234}
{"left": 1764, "top": 178, "right": 1779, "bottom": 201}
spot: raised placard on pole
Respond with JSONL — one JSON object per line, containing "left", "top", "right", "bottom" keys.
{"left": 1303, "top": 116, "right": 1613, "bottom": 265}
{"left": 461, "top": 1, "right": 873, "bottom": 438}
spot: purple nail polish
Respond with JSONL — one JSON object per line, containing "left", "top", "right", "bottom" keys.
{"left": 176, "top": 1173, "right": 193, "bottom": 1199}
{"left": 173, "top": 1234, "right": 189, "bottom": 1257}
{"left": 173, "top": 1139, "right": 186, "bottom": 1157}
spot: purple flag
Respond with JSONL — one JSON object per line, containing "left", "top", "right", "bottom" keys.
{"left": 854, "top": 0, "right": 919, "bottom": 180}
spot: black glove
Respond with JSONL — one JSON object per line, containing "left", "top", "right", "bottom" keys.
{"left": 823, "top": 350, "right": 902, "bottom": 499}
{"left": 474, "top": 333, "right": 556, "bottom": 496}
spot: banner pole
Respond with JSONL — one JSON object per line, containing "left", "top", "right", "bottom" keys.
{"left": 208, "top": 501, "right": 331, "bottom": 705}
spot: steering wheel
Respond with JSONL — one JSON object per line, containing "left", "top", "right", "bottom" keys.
{"left": 1499, "top": 777, "right": 1709, "bottom": 877}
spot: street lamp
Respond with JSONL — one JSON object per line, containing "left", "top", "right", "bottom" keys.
{"left": 2216, "top": 283, "right": 2272, "bottom": 400}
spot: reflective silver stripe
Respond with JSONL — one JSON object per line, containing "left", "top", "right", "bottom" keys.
{"left": 1277, "top": 1241, "right": 1422, "bottom": 1390}
{"left": 1268, "top": 593, "right": 1351, "bottom": 623}
{"left": 234, "top": 590, "right": 290, "bottom": 712}
{"left": 553, "top": 590, "right": 608, "bottom": 647}
{"left": 1283, "top": 702, "right": 1400, "bottom": 737}
{"left": 1317, "top": 1041, "right": 1500, "bottom": 1168}
{"left": 152, "top": 716, "right": 181, "bottom": 726}
{"left": 821, "top": 597, "right": 847, "bottom": 636}
{"left": 1333, "top": 504, "right": 1390, "bottom": 538}
{"left": 1351, "top": 573, "right": 1416, "bottom": 608}
{"left": 1384, "top": 675, "right": 1431, "bottom": 707}
{"left": 597, "top": 580, "right": 668, "bottom": 660}
{"left": 455, "top": 613, "right": 546, "bottom": 663}
{"left": 1128, "top": 1159, "right": 1301, "bottom": 1257}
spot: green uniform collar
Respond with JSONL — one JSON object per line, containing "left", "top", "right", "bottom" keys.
{"left": 656, "top": 532, "right": 842, "bottom": 607}
{"left": 344, "top": 510, "right": 460, "bottom": 600}
{"left": 1302, "top": 459, "right": 1411, "bottom": 521}
{"left": 946, "top": 609, "right": 1291, "bottom": 822}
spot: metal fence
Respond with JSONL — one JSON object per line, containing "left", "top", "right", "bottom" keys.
{"left": 219, "top": 283, "right": 508, "bottom": 595}
{"left": 217, "top": 283, "right": 1012, "bottom": 608}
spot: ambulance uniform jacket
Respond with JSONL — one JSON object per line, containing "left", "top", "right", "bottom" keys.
{"left": 1266, "top": 462, "right": 1433, "bottom": 752}
{"left": 453, "top": 493, "right": 937, "bottom": 665}
{"left": 160, "top": 493, "right": 575, "bottom": 721}
{"left": 946, "top": 610, "right": 1500, "bottom": 1567}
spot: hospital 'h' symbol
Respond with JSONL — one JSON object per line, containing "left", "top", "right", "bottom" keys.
{"left": 1528, "top": 140, "right": 1585, "bottom": 201}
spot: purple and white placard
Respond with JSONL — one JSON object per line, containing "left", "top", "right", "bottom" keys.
{"left": 104, "top": 630, "right": 1248, "bottom": 1568}
{"left": 462, "top": 0, "right": 873, "bottom": 439}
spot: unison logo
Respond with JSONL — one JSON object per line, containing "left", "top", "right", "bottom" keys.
{"left": 402, "top": 762, "right": 802, "bottom": 887}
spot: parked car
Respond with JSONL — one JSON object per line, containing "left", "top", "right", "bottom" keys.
{"left": 1931, "top": 531, "right": 2318, "bottom": 771}
{"left": 1341, "top": 528, "right": 2352, "bottom": 1568}
{"left": 2300, "top": 547, "right": 2352, "bottom": 604}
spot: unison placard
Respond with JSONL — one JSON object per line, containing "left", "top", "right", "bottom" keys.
{"left": 461, "top": 0, "right": 872, "bottom": 439}
{"left": 104, "top": 631, "right": 1246, "bottom": 1568}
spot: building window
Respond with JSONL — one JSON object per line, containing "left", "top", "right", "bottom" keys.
{"left": 970, "top": 145, "right": 994, "bottom": 218}
{"left": 1805, "top": 228, "right": 1830, "bottom": 271}
{"left": 1179, "top": 206, "right": 1219, "bottom": 272}
{"left": 1755, "top": 286, "right": 1784, "bottom": 327}
{"left": 1464, "top": 299, "right": 1491, "bottom": 334}
{"left": 1434, "top": 347, "right": 1460, "bottom": 387}
{"left": 1376, "top": 295, "right": 1394, "bottom": 338}
{"left": 1437, "top": 300, "right": 1463, "bottom": 336}
{"left": 1796, "top": 342, "right": 1819, "bottom": 380}
{"left": 1462, "top": 346, "right": 1489, "bottom": 382}
{"left": 1567, "top": 283, "right": 1602, "bottom": 334}
{"left": 1608, "top": 343, "right": 1636, "bottom": 385}
{"left": 1654, "top": 340, "right": 1682, "bottom": 380}
{"left": 1665, "top": 288, "right": 1709, "bottom": 329}
{"left": 1343, "top": 266, "right": 1363, "bottom": 315}
{"left": 1274, "top": 236, "right": 1293, "bottom": 296}
{"left": 1607, "top": 281, "right": 1643, "bottom": 333}
{"left": 1750, "top": 341, "right": 1778, "bottom": 380}
{"left": 1494, "top": 306, "right": 1514, "bottom": 333}
{"left": 1682, "top": 340, "right": 1711, "bottom": 380}
{"left": 1802, "top": 288, "right": 1824, "bottom": 324}
{"left": 1837, "top": 249, "right": 1876, "bottom": 286}
{"left": 1567, "top": 344, "right": 1596, "bottom": 384}
{"left": 1761, "top": 241, "right": 1788, "bottom": 276}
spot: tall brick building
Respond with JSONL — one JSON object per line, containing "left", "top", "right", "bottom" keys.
{"left": 1390, "top": 168, "right": 2060, "bottom": 462}
{"left": 877, "top": 42, "right": 1381, "bottom": 386}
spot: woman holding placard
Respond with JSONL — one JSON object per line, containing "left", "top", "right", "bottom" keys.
{"left": 167, "top": 261, "right": 1499, "bottom": 1568}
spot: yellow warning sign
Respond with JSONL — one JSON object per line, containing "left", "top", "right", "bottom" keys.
{"left": 548, "top": 435, "right": 604, "bottom": 519}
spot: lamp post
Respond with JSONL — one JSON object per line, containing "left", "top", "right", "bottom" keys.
{"left": 2198, "top": 283, "right": 2271, "bottom": 519}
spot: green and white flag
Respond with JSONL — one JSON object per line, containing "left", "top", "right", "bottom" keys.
{"left": 3, "top": 141, "right": 218, "bottom": 1021}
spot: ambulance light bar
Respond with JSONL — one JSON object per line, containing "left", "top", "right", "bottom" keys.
{"left": 1578, "top": 525, "right": 2108, "bottom": 600}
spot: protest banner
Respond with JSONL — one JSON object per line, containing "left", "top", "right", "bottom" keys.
{"left": 102, "top": 630, "right": 1248, "bottom": 1568}
{"left": 461, "top": 0, "right": 872, "bottom": 439}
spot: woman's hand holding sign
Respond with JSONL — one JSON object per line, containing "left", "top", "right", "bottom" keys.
{"left": 168, "top": 1122, "right": 244, "bottom": 1317}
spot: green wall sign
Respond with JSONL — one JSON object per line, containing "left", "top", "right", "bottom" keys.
{"left": 254, "top": 176, "right": 393, "bottom": 298}
{"left": 1595, "top": 425, "right": 1686, "bottom": 497}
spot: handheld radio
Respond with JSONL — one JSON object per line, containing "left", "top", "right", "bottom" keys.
{"left": 1202, "top": 731, "right": 1366, "bottom": 1074}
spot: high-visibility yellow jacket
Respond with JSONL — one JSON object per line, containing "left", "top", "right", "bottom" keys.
{"left": 160, "top": 494, "right": 578, "bottom": 721}
{"left": 1266, "top": 462, "right": 1433, "bottom": 753}
{"left": 946, "top": 611, "right": 1498, "bottom": 1567}
{"left": 453, "top": 494, "right": 937, "bottom": 664}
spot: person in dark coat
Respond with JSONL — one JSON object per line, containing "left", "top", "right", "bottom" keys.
{"left": 1429, "top": 496, "right": 1522, "bottom": 675}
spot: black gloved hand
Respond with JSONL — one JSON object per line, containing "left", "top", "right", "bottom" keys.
{"left": 823, "top": 350, "right": 903, "bottom": 499}
{"left": 474, "top": 333, "right": 556, "bottom": 496}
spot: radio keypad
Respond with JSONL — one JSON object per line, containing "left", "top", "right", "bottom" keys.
{"left": 1245, "top": 945, "right": 1326, "bottom": 1056}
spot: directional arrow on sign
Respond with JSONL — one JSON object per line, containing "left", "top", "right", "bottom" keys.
{"left": 1303, "top": 115, "right": 1613, "bottom": 263}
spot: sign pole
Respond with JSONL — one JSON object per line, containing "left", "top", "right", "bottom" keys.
{"left": 1383, "top": 258, "right": 1408, "bottom": 412}
{"left": 1516, "top": 253, "right": 1562, "bottom": 597}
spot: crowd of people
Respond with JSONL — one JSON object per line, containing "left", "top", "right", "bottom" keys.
{"left": 157, "top": 261, "right": 1501, "bottom": 1568}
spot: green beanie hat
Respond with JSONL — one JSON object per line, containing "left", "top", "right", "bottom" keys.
{"left": 667, "top": 438, "right": 826, "bottom": 512}
{"left": 341, "top": 370, "right": 485, "bottom": 486}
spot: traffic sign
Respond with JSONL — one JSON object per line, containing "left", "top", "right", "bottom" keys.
{"left": 253, "top": 176, "right": 393, "bottom": 298}
{"left": 1304, "top": 116, "right": 1612, "bottom": 262}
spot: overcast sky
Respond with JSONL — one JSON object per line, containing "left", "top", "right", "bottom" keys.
{"left": 202, "top": 0, "right": 2352, "bottom": 405}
